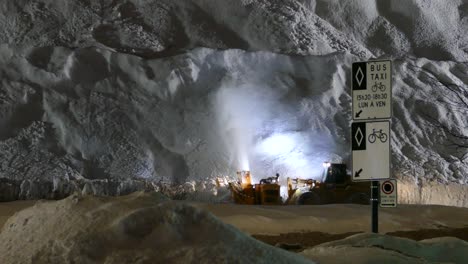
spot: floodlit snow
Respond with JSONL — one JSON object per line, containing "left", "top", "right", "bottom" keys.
{"left": 0, "top": 1, "right": 467, "bottom": 263}
{"left": 0, "top": 0, "right": 466, "bottom": 206}
{"left": 0, "top": 45, "right": 466, "bottom": 206}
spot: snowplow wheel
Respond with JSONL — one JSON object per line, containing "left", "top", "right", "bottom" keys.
{"left": 346, "top": 193, "right": 370, "bottom": 205}
{"left": 297, "top": 192, "right": 322, "bottom": 205}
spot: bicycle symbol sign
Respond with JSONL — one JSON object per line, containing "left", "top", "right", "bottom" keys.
{"left": 371, "top": 82, "right": 386, "bottom": 93}
{"left": 368, "top": 128, "right": 388, "bottom": 143}
{"left": 352, "top": 121, "right": 390, "bottom": 181}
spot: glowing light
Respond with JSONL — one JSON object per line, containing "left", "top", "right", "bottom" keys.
{"left": 280, "top": 186, "right": 288, "bottom": 201}
{"left": 255, "top": 132, "right": 326, "bottom": 180}
{"left": 238, "top": 171, "right": 252, "bottom": 185}
{"left": 323, "top": 162, "right": 331, "bottom": 168}
{"left": 238, "top": 149, "right": 250, "bottom": 171}
{"left": 259, "top": 134, "right": 296, "bottom": 155}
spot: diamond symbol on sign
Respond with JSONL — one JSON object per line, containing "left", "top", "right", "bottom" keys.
{"left": 355, "top": 127, "right": 363, "bottom": 147}
{"left": 355, "top": 67, "right": 364, "bottom": 87}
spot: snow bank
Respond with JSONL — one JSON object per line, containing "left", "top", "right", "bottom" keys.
{"left": 0, "top": 45, "right": 466, "bottom": 206}
{"left": 313, "top": 0, "right": 467, "bottom": 60}
{"left": 0, "top": 192, "right": 314, "bottom": 264}
{"left": 301, "top": 233, "right": 468, "bottom": 264}
{"left": 0, "top": 1, "right": 466, "bottom": 206}
{"left": 0, "top": 0, "right": 465, "bottom": 60}
{"left": 398, "top": 180, "right": 468, "bottom": 207}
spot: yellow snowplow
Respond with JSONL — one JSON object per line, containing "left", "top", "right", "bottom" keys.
{"left": 228, "top": 171, "right": 281, "bottom": 205}
{"left": 228, "top": 163, "right": 370, "bottom": 205}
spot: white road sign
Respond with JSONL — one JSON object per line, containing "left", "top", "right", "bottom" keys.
{"left": 352, "top": 60, "right": 392, "bottom": 120}
{"left": 380, "top": 179, "right": 397, "bottom": 207}
{"left": 352, "top": 121, "right": 390, "bottom": 181}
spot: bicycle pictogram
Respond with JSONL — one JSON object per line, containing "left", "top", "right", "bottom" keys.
{"left": 371, "top": 81, "right": 386, "bottom": 92}
{"left": 368, "top": 128, "right": 388, "bottom": 143}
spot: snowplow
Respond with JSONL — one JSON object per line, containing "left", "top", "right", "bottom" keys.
{"left": 228, "top": 163, "right": 370, "bottom": 205}
{"left": 228, "top": 171, "right": 282, "bottom": 205}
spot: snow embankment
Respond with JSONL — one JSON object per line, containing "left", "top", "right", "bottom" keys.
{"left": 0, "top": 192, "right": 314, "bottom": 264}
{"left": 1, "top": 194, "right": 467, "bottom": 264}
{"left": 0, "top": 0, "right": 466, "bottom": 60}
{"left": 398, "top": 180, "right": 468, "bottom": 207}
{"left": 311, "top": 0, "right": 467, "bottom": 60}
{"left": 0, "top": 45, "right": 466, "bottom": 206}
{"left": 301, "top": 233, "right": 468, "bottom": 264}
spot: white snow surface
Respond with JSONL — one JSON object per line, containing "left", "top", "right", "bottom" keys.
{"left": 0, "top": 0, "right": 466, "bottom": 61}
{"left": 0, "top": 45, "right": 467, "bottom": 205}
{"left": 0, "top": 192, "right": 314, "bottom": 264}
{"left": 2, "top": 196, "right": 468, "bottom": 263}
{"left": 301, "top": 233, "right": 468, "bottom": 264}
{"left": 0, "top": 0, "right": 467, "bottom": 205}
{"left": 0, "top": 2, "right": 467, "bottom": 263}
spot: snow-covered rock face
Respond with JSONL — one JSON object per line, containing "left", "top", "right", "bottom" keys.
{"left": 0, "top": 0, "right": 466, "bottom": 60}
{"left": 0, "top": 1, "right": 466, "bottom": 204}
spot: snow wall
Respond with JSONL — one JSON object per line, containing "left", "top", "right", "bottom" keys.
{"left": 0, "top": 0, "right": 466, "bottom": 206}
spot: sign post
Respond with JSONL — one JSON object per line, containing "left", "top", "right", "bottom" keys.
{"left": 351, "top": 60, "right": 393, "bottom": 234}
{"left": 371, "top": 181, "right": 379, "bottom": 233}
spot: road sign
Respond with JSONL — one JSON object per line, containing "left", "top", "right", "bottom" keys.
{"left": 352, "top": 60, "right": 392, "bottom": 120}
{"left": 380, "top": 179, "right": 397, "bottom": 207}
{"left": 352, "top": 121, "right": 390, "bottom": 181}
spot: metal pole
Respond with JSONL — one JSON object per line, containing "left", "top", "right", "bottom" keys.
{"left": 371, "top": 180, "right": 379, "bottom": 233}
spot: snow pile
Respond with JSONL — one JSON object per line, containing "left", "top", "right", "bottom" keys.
{"left": 312, "top": 0, "right": 467, "bottom": 60}
{"left": 0, "top": 0, "right": 466, "bottom": 60}
{"left": 301, "top": 233, "right": 468, "bottom": 264}
{"left": 0, "top": 0, "right": 467, "bottom": 205}
{"left": 0, "top": 45, "right": 466, "bottom": 205}
{"left": 0, "top": 45, "right": 351, "bottom": 199}
{"left": 0, "top": 192, "right": 313, "bottom": 264}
